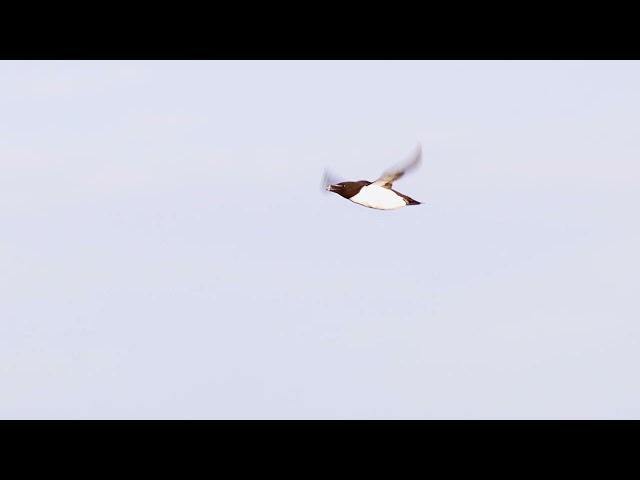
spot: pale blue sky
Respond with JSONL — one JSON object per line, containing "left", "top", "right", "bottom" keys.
{"left": 1, "top": 60, "right": 639, "bottom": 418}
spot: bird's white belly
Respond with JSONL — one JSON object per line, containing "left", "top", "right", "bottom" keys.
{"left": 349, "top": 185, "right": 406, "bottom": 210}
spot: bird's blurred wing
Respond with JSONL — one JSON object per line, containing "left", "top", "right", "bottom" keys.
{"left": 372, "top": 143, "right": 422, "bottom": 189}
{"left": 321, "top": 168, "right": 342, "bottom": 193}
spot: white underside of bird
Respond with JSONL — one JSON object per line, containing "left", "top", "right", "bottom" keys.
{"left": 349, "top": 184, "right": 407, "bottom": 210}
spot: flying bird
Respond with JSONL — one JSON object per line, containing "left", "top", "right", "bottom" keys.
{"left": 323, "top": 143, "right": 423, "bottom": 210}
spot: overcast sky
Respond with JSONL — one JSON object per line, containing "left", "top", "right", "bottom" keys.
{"left": 1, "top": 60, "right": 639, "bottom": 419}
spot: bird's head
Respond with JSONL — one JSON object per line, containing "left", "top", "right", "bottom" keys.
{"left": 326, "top": 181, "right": 370, "bottom": 199}
{"left": 326, "top": 183, "right": 344, "bottom": 193}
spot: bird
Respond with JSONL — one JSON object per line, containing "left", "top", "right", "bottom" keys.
{"left": 323, "top": 143, "right": 423, "bottom": 210}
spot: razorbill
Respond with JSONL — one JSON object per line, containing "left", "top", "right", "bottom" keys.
{"left": 324, "top": 144, "right": 423, "bottom": 210}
